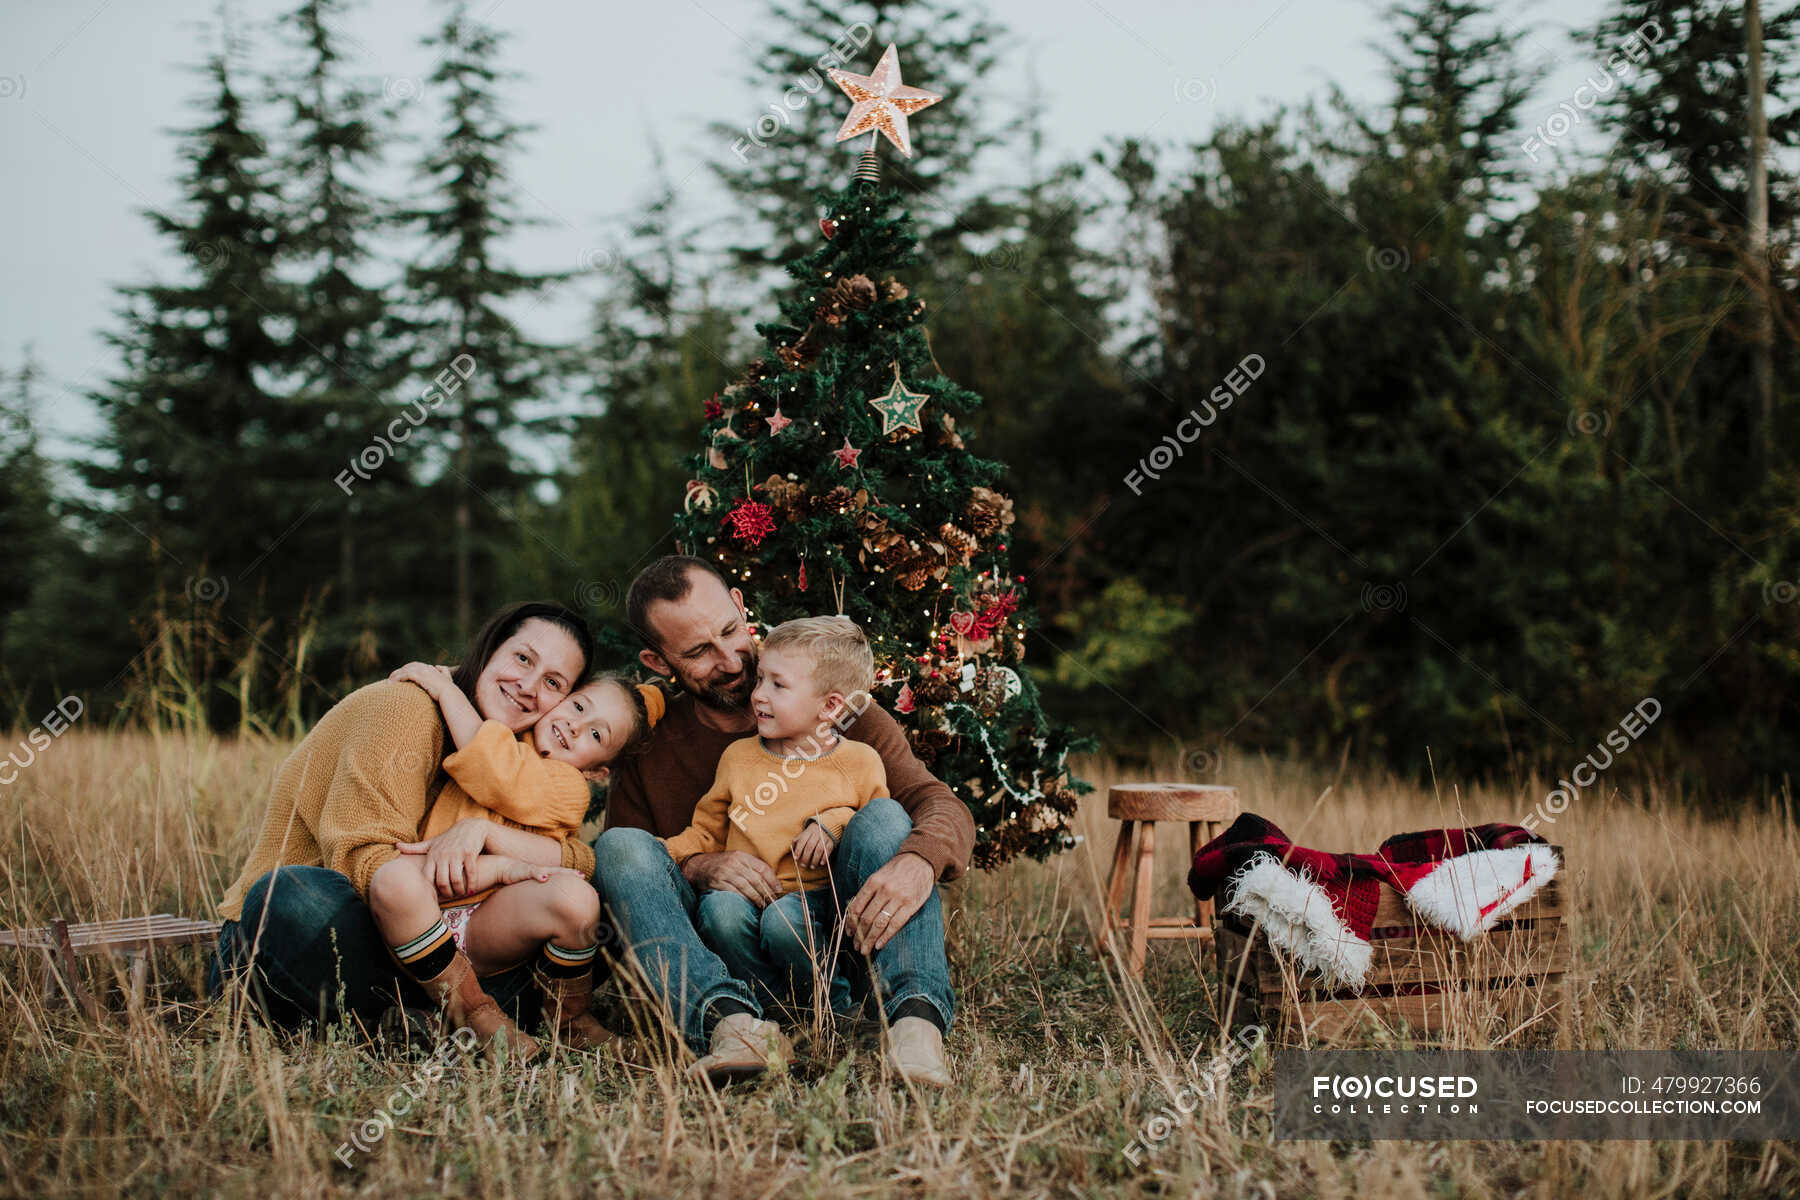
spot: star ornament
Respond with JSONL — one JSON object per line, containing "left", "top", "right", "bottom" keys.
{"left": 828, "top": 43, "right": 943, "bottom": 159}
{"left": 834, "top": 437, "right": 863, "bottom": 469}
{"left": 764, "top": 407, "right": 792, "bottom": 435}
{"left": 867, "top": 363, "right": 930, "bottom": 435}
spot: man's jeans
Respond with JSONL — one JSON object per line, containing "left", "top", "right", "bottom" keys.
{"left": 207, "top": 865, "right": 537, "bottom": 1028}
{"left": 593, "top": 797, "right": 955, "bottom": 1052}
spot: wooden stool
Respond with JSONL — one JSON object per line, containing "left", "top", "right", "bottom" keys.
{"left": 1101, "top": 783, "right": 1240, "bottom": 976}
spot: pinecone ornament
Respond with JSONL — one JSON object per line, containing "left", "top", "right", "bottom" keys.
{"left": 966, "top": 487, "right": 1015, "bottom": 538}
{"left": 912, "top": 674, "right": 956, "bottom": 705}
{"left": 814, "top": 486, "right": 855, "bottom": 515}
{"left": 860, "top": 531, "right": 906, "bottom": 569}
{"left": 834, "top": 273, "right": 878, "bottom": 310}
{"left": 973, "top": 666, "right": 1011, "bottom": 713}
{"left": 938, "top": 522, "right": 979, "bottom": 566}
{"left": 762, "top": 474, "right": 809, "bottom": 518}
{"left": 908, "top": 726, "right": 952, "bottom": 766}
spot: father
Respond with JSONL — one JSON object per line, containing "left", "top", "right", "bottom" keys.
{"left": 594, "top": 555, "right": 972, "bottom": 1086}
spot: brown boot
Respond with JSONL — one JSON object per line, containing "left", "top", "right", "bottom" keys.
{"left": 420, "top": 950, "right": 539, "bottom": 1063}
{"left": 534, "top": 968, "right": 614, "bottom": 1051}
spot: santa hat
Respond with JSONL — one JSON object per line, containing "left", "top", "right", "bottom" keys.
{"left": 1399, "top": 842, "right": 1559, "bottom": 939}
{"left": 1195, "top": 814, "right": 1559, "bottom": 991}
{"left": 1223, "top": 852, "right": 1377, "bottom": 988}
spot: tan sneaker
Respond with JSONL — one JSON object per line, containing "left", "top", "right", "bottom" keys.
{"left": 687, "top": 1012, "right": 791, "bottom": 1084}
{"left": 884, "top": 1016, "right": 951, "bottom": 1088}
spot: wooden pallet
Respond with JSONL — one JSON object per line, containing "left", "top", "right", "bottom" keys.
{"left": 1217, "top": 867, "right": 1570, "bottom": 1044}
{"left": 0, "top": 915, "right": 220, "bottom": 1016}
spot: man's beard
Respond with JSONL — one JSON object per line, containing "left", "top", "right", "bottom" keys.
{"left": 676, "top": 647, "right": 758, "bottom": 713}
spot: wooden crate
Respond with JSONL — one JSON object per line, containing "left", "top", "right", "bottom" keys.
{"left": 1216, "top": 868, "right": 1570, "bottom": 1043}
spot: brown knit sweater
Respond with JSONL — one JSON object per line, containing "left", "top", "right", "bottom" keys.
{"left": 604, "top": 695, "right": 974, "bottom": 882}
{"left": 217, "top": 681, "right": 592, "bottom": 920}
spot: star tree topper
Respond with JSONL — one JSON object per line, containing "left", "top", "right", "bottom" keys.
{"left": 867, "top": 363, "right": 930, "bottom": 434}
{"left": 827, "top": 43, "right": 943, "bottom": 158}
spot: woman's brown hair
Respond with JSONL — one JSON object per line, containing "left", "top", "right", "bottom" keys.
{"left": 448, "top": 601, "right": 595, "bottom": 708}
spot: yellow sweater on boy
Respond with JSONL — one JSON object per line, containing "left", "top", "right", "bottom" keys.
{"left": 420, "top": 719, "right": 596, "bottom": 905}
{"left": 662, "top": 737, "right": 887, "bottom": 893}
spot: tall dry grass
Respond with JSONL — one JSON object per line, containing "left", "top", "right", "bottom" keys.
{"left": 1, "top": 730, "right": 1795, "bottom": 1197}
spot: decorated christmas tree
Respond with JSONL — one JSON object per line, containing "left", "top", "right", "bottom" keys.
{"left": 673, "top": 45, "right": 1090, "bottom": 867}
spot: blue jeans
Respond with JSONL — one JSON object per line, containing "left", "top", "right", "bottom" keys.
{"left": 207, "top": 866, "right": 538, "bottom": 1028}
{"left": 592, "top": 797, "right": 955, "bottom": 1052}
{"left": 697, "top": 887, "right": 853, "bottom": 1016}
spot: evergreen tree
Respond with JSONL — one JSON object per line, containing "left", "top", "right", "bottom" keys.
{"left": 2, "top": 351, "right": 142, "bottom": 720}
{"left": 1577, "top": 0, "right": 1800, "bottom": 786}
{"left": 1589, "top": 0, "right": 1800, "bottom": 243}
{"left": 539, "top": 151, "right": 744, "bottom": 637}
{"left": 1089, "top": 0, "right": 1550, "bottom": 772}
{"left": 1584, "top": 0, "right": 1800, "bottom": 483}
{"left": 923, "top": 106, "right": 1133, "bottom": 628}
{"left": 268, "top": 0, "right": 413, "bottom": 683}
{"left": 401, "top": 0, "right": 568, "bottom": 635}
{"left": 0, "top": 351, "right": 58, "bottom": 673}
{"left": 672, "top": 119, "right": 1090, "bottom": 866}
{"left": 714, "top": 1, "right": 1128, "bottom": 723}
{"left": 1366, "top": 0, "right": 1539, "bottom": 213}
{"left": 708, "top": 0, "right": 1015, "bottom": 292}
{"left": 80, "top": 38, "right": 303, "bottom": 724}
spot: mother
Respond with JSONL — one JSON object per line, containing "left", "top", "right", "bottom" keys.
{"left": 209, "top": 601, "right": 597, "bottom": 1029}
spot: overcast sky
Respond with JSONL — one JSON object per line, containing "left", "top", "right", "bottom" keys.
{"left": 3, "top": 0, "right": 1616, "bottom": 460}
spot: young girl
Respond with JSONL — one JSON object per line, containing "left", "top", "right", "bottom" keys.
{"left": 370, "top": 661, "right": 664, "bottom": 1058}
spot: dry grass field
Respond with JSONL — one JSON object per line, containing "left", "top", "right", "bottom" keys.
{"left": 2, "top": 728, "right": 1796, "bottom": 1197}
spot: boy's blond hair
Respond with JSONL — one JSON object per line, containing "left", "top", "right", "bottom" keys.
{"left": 762, "top": 615, "right": 875, "bottom": 701}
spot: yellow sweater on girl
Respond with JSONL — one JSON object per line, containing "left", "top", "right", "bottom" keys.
{"left": 217, "top": 687, "right": 593, "bottom": 921}
{"left": 420, "top": 719, "right": 596, "bottom": 905}
{"left": 662, "top": 737, "right": 887, "bottom": 893}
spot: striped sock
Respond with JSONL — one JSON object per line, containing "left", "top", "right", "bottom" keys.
{"left": 391, "top": 918, "right": 457, "bottom": 981}
{"left": 539, "top": 941, "right": 597, "bottom": 980}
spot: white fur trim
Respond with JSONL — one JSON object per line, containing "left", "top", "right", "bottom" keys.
{"left": 1222, "top": 853, "right": 1372, "bottom": 990}
{"left": 1402, "top": 845, "right": 1559, "bottom": 939}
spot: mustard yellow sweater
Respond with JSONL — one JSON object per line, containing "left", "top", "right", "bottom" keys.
{"left": 420, "top": 720, "right": 596, "bottom": 906}
{"left": 218, "top": 682, "right": 592, "bottom": 920}
{"left": 662, "top": 737, "right": 887, "bottom": 893}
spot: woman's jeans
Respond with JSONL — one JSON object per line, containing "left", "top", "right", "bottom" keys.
{"left": 593, "top": 798, "right": 955, "bottom": 1052}
{"left": 207, "top": 865, "right": 538, "bottom": 1028}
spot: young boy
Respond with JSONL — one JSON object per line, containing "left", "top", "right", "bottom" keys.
{"left": 662, "top": 616, "right": 886, "bottom": 1026}
{"left": 372, "top": 663, "right": 662, "bottom": 1057}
